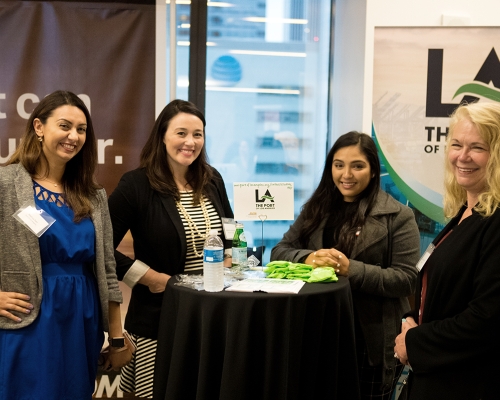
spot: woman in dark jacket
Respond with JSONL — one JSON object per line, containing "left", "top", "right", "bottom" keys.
{"left": 108, "top": 99, "right": 233, "bottom": 398}
{"left": 272, "top": 131, "right": 420, "bottom": 399}
{"left": 395, "top": 101, "right": 500, "bottom": 400}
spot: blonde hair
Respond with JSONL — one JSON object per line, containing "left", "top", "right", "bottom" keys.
{"left": 444, "top": 101, "right": 500, "bottom": 218}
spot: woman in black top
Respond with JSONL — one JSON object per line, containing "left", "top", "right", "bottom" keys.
{"left": 395, "top": 101, "right": 500, "bottom": 400}
{"left": 108, "top": 99, "right": 233, "bottom": 398}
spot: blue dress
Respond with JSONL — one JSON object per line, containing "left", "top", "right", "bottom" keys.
{"left": 0, "top": 182, "right": 104, "bottom": 400}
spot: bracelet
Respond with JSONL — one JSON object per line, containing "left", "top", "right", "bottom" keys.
{"left": 109, "top": 346, "right": 129, "bottom": 354}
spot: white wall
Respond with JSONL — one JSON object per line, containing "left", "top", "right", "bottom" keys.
{"left": 331, "top": 0, "right": 500, "bottom": 140}
{"left": 330, "top": 0, "right": 367, "bottom": 139}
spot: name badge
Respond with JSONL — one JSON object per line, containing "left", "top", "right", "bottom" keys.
{"left": 13, "top": 202, "right": 55, "bottom": 237}
{"left": 416, "top": 243, "right": 435, "bottom": 271}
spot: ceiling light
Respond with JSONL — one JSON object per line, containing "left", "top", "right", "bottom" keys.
{"left": 229, "top": 50, "right": 306, "bottom": 57}
{"left": 242, "top": 17, "right": 308, "bottom": 25}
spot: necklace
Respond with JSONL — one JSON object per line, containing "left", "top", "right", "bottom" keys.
{"left": 34, "top": 176, "right": 60, "bottom": 187}
{"left": 176, "top": 194, "right": 211, "bottom": 258}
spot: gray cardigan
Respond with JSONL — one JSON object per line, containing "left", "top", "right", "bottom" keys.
{"left": 271, "top": 190, "right": 420, "bottom": 389}
{"left": 0, "top": 163, "right": 122, "bottom": 331}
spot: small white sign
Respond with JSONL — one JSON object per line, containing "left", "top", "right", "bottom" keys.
{"left": 233, "top": 182, "right": 294, "bottom": 221}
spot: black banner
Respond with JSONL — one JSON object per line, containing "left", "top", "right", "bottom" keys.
{"left": 0, "top": 2, "right": 155, "bottom": 398}
{"left": 0, "top": 0, "right": 156, "bottom": 194}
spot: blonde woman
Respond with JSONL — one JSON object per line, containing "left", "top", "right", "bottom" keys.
{"left": 395, "top": 101, "right": 500, "bottom": 400}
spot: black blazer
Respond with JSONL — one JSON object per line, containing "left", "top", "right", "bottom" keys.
{"left": 108, "top": 167, "right": 234, "bottom": 339}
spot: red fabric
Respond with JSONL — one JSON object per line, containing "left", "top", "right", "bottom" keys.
{"left": 419, "top": 230, "right": 453, "bottom": 324}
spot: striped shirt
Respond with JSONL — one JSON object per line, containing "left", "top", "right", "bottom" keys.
{"left": 176, "top": 191, "right": 222, "bottom": 271}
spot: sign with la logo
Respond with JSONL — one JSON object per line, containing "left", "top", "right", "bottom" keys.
{"left": 233, "top": 182, "right": 294, "bottom": 221}
{"left": 373, "top": 27, "right": 500, "bottom": 224}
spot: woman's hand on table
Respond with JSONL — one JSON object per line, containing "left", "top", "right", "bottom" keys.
{"left": 394, "top": 317, "right": 417, "bottom": 366}
{"left": 304, "top": 248, "right": 349, "bottom": 276}
{"left": 139, "top": 269, "right": 171, "bottom": 293}
{"left": 0, "top": 291, "right": 33, "bottom": 322}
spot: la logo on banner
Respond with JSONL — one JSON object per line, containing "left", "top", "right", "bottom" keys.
{"left": 426, "top": 47, "right": 500, "bottom": 118}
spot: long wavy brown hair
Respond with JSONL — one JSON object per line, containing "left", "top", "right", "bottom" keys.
{"left": 7, "top": 90, "right": 99, "bottom": 222}
{"left": 139, "top": 99, "right": 212, "bottom": 205}
{"left": 297, "top": 131, "right": 381, "bottom": 255}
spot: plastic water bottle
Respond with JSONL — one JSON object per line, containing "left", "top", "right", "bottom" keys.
{"left": 232, "top": 222, "right": 248, "bottom": 267}
{"left": 203, "top": 229, "right": 224, "bottom": 292}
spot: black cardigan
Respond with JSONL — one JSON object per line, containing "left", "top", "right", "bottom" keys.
{"left": 108, "top": 167, "right": 234, "bottom": 339}
{"left": 406, "top": 206, "right": 500, "bottom": 400}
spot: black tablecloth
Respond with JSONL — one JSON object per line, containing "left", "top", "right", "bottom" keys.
{"left": 153, "top": 276, "right": 360, "bottom": 400}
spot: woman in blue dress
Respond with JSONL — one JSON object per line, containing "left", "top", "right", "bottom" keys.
{"left": 0, "top": 90, "right": 132, "bottom": 399}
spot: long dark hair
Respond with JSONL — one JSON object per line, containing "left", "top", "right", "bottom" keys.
{"left": 139, "top": 99, "right": 212, "bottom": 204}
{"left": 7, "top": 90, "right": 99, "bottom": 222}
{"left": 298, "top": 131, "right": 381, "bottom": 253}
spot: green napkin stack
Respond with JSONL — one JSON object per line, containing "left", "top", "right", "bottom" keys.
{"left": 264, "top": 261, "right": 338, "bottom": 283}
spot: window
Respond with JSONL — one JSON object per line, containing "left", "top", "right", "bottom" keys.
{"left": 167, "top": 0, "right": 334, "bottom": 264}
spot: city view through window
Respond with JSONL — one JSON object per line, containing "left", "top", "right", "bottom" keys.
{"left": 168, "top": 0, "right": 333, "bottom": 264}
